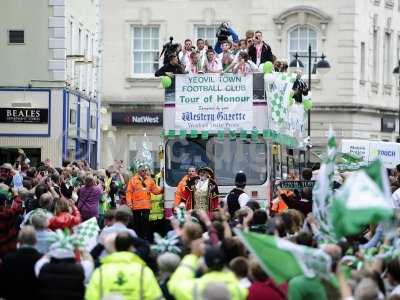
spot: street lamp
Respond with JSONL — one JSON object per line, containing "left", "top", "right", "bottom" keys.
{"left": 289, "top": 45, "right": 331, "bottom": 163}
{"left": 393, "top": 60, "right": 400, "bottom": 137}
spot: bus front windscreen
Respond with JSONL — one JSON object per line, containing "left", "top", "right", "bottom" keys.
{"left": 165, "top": 138, "right": 267, "bottom": 187}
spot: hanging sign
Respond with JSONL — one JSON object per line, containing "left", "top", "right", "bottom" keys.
{"left": 175, "top": 74, "right": 253, "bottom": 131}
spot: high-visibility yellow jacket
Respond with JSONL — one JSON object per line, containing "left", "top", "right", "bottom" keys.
{"left": 168, "top": 254, "right": 248, "bottom": 300}
{"left": 85, "top": 251, "right": 163, "bottom": 300}
{"left": 150, "top": 172, "right": 164, "bottom": 221}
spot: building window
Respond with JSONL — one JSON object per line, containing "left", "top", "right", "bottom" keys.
{"left": 360, "top": 42, "right": 366, "bottom": 82}
{"left": 383, "top": 32, "right": 392, "bottom": 84}
{"left": 288, "top": 25, "right": 317, "bottom": 75}
{"left": 195, "top": 24, "right": 219, "bottom": 47}
{"left": 68, "top": 21, "right": 73, "bottom": 55}
{"left": 70, "top": 109, "right": 77, "bottom": 125}
{"left": 8, "top": 30, "right": 24, "bottom": 44}
{"left": 373, "top": 28, "right": 379, "bottom": 82}
{"left": 90, "top": 115, "right": 96, "bottom": 129}
{"left": 132, "top": 25, "right": 160, "bottom": 75}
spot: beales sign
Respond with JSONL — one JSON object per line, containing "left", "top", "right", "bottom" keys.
{"left": 0, "top": 108, "right": 48, "bottom": 123}
{"left": 175, "top": 74, "right": 253, "bottom": 131}
{"left": 112, "top": 112, "right": 163, "bottom": 126}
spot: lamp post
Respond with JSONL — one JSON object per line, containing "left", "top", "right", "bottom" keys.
{"left": 289, "top": 45, "right": 331, "bottom": 163}
{"left": 393, "top": 60, "right": 400, "bottom": 138}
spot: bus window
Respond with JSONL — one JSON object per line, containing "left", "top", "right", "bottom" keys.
{"left": 165, "top": 139, "right": 210, "bottom": 186}
{"left": 213, "top": 138, "right": 267, "bottom": 186}
{"left": 165, "top": 137, "right": 268, "bottom": 187}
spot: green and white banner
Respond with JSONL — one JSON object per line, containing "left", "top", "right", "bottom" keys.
{"left": 265, "top": 73, "right": 295, "bottom": 126}
{"left": 331, "top": 160, "right": 394, "bottom": 238}
{"left": 175, "top": 74, "right": 253, "bottom": 131}
{"left": 312, "top": 127, "right": 337, "bottom": 242}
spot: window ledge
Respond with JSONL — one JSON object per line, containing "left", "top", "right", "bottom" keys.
{"left": 384, "top": 83, "right": 393, "bottom": 95}
{"left": 385, "top": 0, "right": 394, "bottom": 9}
{"left": 126, "top": 76, "right": 159, "bottom": 83}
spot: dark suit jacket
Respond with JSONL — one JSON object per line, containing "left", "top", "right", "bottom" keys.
{"left": 1, "top": 247, "right": 42, "bottom": 300}
{"left": 248, "top": 42, "right": 274, "bottom": 65}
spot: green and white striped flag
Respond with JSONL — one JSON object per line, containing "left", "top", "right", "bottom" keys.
{"left": 73, "top": 217, "right": 100, "bottom": 248}
{"left": 235, "top": 230, "right": 332, "bottom": 284}
{"left": 312, "top": 127, "right": 337, "bottom": 242}
{"left": 331, "top": 160, "right": 394, "bottom": 238}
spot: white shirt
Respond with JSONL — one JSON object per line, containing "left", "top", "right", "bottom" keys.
{"left": 35, "top": 255, "right": 94, "bottom": 283}
{"left": 195, "top": 179, "right": 209, "bottom": 192}
{"left": 239, "top": 277, "right": 252, "bottom": 288}
{"left": 223, "top": 190, "right": 250, "bottom": 208}
{"left": 392, "top": 188, "right": 400, "bottom": 208}
{"left": 391, "top": 285, "right": 400, "bottom": 296}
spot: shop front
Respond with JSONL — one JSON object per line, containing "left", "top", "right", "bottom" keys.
{"left": 0, "top": 88, "right": 98, "bottom": 168}
{"left": 101, "top": 110, "right": 163, "bottom": 172}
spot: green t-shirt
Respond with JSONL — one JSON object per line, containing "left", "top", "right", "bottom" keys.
{"left": 288, "top": 275, "right": 328, "bottom": 300}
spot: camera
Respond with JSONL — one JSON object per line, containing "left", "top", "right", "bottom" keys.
{"left": 216, "top": 22, "right": 231, "bottom": 42}
{"left": 160, "top": 36, "right": 180, "bottom": 66}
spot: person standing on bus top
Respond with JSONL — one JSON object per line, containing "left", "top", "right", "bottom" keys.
{"left": 182, "top": 167, "right": 219, "bottom": 214}
{"left": 224, "top": 172, "right": 250, "bottom": 217}
{"left": 175, "top": 166, "right": 197, "bottom": 207}
{"left": 155, "top": 54, "right": 185, "bottom": 90}
{"left": 126, "top": 164, "right": 162, "bottom": 240}
{"left": 248, "top": 30, "right": 273, "bottom": 67}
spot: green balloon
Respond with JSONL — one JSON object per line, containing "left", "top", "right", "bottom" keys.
{"left": 288, "top": 97, "right": 294, "bottom": 107}
{"left": 303, "top": 99, "right": 313, "bottom": 111}
{"left": 263, "top": 61, "right": 273, "bottom": 74}
{"left": 161, "top": 76, "right": 172, "bottom": 88}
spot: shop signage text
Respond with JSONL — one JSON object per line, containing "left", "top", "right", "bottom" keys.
{"left": 0, "top": 108, "right": 48, "bottom": 123}
{"left": 112, "top": 112, "right": 163, "bottom": 126}
{"left": 341, "top": 139, "right": 400, "bottom": 169}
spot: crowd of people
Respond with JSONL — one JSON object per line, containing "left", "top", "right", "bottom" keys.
{"left": 155, "top": 23, "right": 310, "bottom": 104}
{"left": 1, "top": 148, "right": 400, "bottom": 300}
{"left": 155, "top": 24, "right": 279, "bottom": 77}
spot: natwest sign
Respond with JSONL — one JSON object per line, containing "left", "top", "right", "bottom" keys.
{"left": 112, "top": 112, "right": 163, "bottom": 126}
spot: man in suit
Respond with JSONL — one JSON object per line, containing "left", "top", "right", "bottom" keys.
{"left": 248, "top": 30, "right": 274, "bottom": 66}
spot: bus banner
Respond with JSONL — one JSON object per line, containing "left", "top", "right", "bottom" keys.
{"left": 277, "top": 180, "right": 315, "bottom": 190}
{"left": 174, "top": 74, "right": 253, "bottom": 131}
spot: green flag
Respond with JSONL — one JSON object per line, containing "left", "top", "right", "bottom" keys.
{"left": 190, "top": 130, "right": 198, "bottom": 139}
{"left": 73, "top": 217, "right": 100, "bottom": 248}
{"left": 235, "top": 230, "right": 332, "bottom": 285}
{"left": 217, "top": 130, "right": 224, "bottom": 141}
{"left": 179, "top": 129, "right": 186, "bottom": 140}
{"left": 229, "top": 130, "right": 236, "bottom": 140}
{"left": 331, "top": 160, "right": 394, "bottom": 238}
{"left": 312, "top": 127, "right": 337, "bottom": 242}
{"left": 251, "top": 129, "right": 259, "bottom": 142}
{"left": 240, "top": 129, "right": 247, "bottom": 141}
{"left": 167, "top": 130, "right": 175, "bottom": 138}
